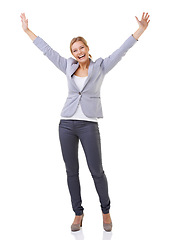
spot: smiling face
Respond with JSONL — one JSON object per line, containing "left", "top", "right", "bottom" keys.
{"left": 71, "top": 41, "right": 90, "bottom": 64}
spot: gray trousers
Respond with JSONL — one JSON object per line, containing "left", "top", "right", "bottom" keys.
{"left": 58, "top": 120, "right": 110, "bottom": 215}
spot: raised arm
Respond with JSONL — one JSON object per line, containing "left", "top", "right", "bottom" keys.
{"left": 20, "top": 13, "right": 37, "bottom": 41}
{"left": 20, "top": 13, "right": 67, "bottom": 74}
{"left": 102, "top": 12, "right": 150, "bottom": 74}
{"left": 101, "top": 35, "right": 137, "bottom": 74}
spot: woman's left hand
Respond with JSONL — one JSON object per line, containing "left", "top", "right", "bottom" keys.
{"left": 135, "top": 12, "right": 150, "bottom": 30}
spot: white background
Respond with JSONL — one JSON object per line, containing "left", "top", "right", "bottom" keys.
{"left": 0, "top": 0, "right": 182, "bottom": 239}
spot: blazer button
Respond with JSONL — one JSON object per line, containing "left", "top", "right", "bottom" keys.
{"left": 79, "top": 92, "right": 81, "bottom": 95}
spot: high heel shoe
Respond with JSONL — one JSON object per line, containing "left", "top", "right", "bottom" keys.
{"left": 103, "top": 213, "right": 112, "bottom": 232}
{"left": 103, "top": 221, "right": 112, "bottom": 232}
{"left": 71, "top": 214, "right": 84, "bottom": 232}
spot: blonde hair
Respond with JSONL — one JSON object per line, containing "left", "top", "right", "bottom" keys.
{"left": 70, "top": 36, "right": 92, "bottom": 59}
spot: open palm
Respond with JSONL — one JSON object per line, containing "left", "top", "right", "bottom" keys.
{"left": 20, "top": 13, "right": 28, "bottom": 31}
{"left": 135, "top": 12, "right": 150, "bottom": 30}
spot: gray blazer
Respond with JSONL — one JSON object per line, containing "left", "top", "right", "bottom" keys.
{"left": 33, "top": 35, "right": 137, "bottom": 118}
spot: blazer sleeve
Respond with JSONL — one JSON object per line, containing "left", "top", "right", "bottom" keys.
{"left": 102, "top": 35, "right": 138, "bottom": 75}
{"left": 33, "top": 36, "right": 67, "bottom": 74}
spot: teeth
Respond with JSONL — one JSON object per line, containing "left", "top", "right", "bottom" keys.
{"left": 79, "top": 55, "right": 85, "bottom": 58}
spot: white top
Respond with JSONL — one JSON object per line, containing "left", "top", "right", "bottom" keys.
{"left": 61, "top": 75, "right": 98, "bottom": 122}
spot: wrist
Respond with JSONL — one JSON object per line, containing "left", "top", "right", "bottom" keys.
{"left": 133, "top": 27, "right": 146, "bottom": 40}
{"left": 24, "top": 28, "right": 30, "bottom": 33}
{"left": 138, "top": 26, "right": 146, "bottom": 33}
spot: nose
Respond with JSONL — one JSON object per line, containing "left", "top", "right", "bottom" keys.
{"left": 78, "top": 49, "right": 82, "bottom": 54}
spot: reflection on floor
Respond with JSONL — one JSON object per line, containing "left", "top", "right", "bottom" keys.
{"left": 71, "top": 229, "right": 112, "bottom": 240}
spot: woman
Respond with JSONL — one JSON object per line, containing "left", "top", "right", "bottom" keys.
{"left": 20, "top": 12, "right": 150, "bottom": 232}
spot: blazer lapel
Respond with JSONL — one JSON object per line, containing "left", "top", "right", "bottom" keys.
{"left": 69, "top": 59, "right": 94, "bottom": 91}
{"left": 70, "top": 62, "right": 79, "bottom": 77}
{"left": 69, "top": 62, "right": 80, "bottom": 91}
{"left": 82, "top": 59, "right": 94, "bottom": 90}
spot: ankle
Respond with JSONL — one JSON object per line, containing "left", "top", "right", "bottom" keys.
{"left": 73, "top": 214, "right": 83, "bottom": 224}
{"left": 103, "top": 213, "right": 112, "bottom": 224}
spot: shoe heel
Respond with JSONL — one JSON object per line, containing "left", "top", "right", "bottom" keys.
{"left": 80, "top": 214, "right": 84, "bottom": 227}
{"left": 71, "top": 214, "right": 84, "bottom": 232}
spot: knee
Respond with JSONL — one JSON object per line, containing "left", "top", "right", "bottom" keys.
{"left": 91, "top": 170, "right": 105, "bottom": 179}
{"left": 66, "top": 169, "right": 79, "bottom": 177}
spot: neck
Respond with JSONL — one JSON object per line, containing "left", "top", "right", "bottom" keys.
{"left": 79, "top": 58, "right": 90, "bottom": 70}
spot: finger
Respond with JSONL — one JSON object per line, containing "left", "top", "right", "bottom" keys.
{"left": 146, "top": 14, "right": 150, "bottom": 20}
{"left": 20, "top": 16, "right": 24, "bottom": 21}
{"left": 144, "top": 12, "right": 148, "bottom": 19}
{"left": 142, "top": 12, "right": 145, "bottom": 19}
{"left": 135, "top": 16, "right": 140, "bottom": 24}
{"left": 20, "top": 13, "right": 25, "bottom": 19}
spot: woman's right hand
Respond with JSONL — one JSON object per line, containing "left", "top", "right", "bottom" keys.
{"left": 20, "top": 13, "right": 28, "bottom": 32}
{"left": 20, "top": 13, "right": 37, "bottom": 40}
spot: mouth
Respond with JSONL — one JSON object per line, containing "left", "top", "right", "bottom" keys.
{"left": 78, "top": 54, "right": 85, "bottom": 59}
